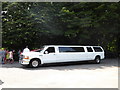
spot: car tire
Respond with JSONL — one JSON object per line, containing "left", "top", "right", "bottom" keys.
{"left": 94, "top": 56, "right": 101, "bottom": 64}
{"left": 29, "top": 59, "right": 40, "bottom": 68}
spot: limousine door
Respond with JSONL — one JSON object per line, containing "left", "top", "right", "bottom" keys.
{"left": 86, "top": 47, "right": 95, "bottom": 60}
{"left": 56, "top": 53, "right": 74, "bottom": 62}
{"left": 72, "top": 47, "right": 87, "bottom": 61}
{"left": 42, "top": 47, "right": 57, "bottom": 63}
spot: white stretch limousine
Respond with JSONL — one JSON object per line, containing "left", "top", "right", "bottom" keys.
{"left": 19, "top": 45, "right": 105, "bottom": 68}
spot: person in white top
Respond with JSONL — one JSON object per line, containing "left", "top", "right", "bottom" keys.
{"left": 9, "top": 51, "right": 14, "bottom": 64}
{"left": 23, "top": 46, "right": 30, "bottom": 53}
{"left": 9, "top": 51, "right": 13, "bottom": 59}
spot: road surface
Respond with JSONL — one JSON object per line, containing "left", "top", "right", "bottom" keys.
{"left": 0, "top": 59, "right": 118, "bottom": 88}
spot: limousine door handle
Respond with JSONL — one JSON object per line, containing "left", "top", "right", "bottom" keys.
{"left": 39, "top": 55, "right": 43, "bottom": 56}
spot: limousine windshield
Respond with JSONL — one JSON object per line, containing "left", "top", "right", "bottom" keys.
{"left": 34, "top": 46, "right": 45, "bottom": 52}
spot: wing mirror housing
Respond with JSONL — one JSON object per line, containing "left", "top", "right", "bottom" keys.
{"left": 44, "top": 51, "right": 49, "bottom": 54}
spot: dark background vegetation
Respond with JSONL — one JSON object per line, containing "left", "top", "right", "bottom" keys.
{"left": 2, "top": 2, "right": 120, "bottom": 58}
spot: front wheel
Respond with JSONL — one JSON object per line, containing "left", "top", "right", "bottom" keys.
{"left": 29, "top": 59, "right": 40, "bottom": 68}
{"left": 94, "top": 57, "right": 101, "bottom": 64}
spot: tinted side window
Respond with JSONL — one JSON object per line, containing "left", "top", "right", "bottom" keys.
{"left": 59, "top": 47, "right": 73, "bottom": 52}
{"left": 46, "top": 47, "right": 55, "bottom": 53}
{"left": 87, "top": 47, "right": 93, "bottom": 52}
{"left": 59, "top": 47, "right": 85, "bottom": 52}
{"left": 72, "top": 47, "right": 85, "bottom": 52}
{"left": 93, "top": 47, "right": 103, "bottom": 52}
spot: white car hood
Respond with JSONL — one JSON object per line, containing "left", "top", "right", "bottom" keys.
{"left": 22, "top": 51, "right": 42, "bottom": 56}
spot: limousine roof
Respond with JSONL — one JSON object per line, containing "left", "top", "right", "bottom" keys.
{"left": 44, "top": 45, "right": 102, "bottom": 47}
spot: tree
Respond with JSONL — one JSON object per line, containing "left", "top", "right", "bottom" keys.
{"left": 2, "top": 2, "right": 119, "bottom": 58}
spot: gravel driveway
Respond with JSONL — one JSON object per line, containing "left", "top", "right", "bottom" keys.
{"left": 0, "top": 59, "right": 118, "bottom": 88}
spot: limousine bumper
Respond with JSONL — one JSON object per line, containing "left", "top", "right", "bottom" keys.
{"left": 19, "top": 59, "right": 30, "bottom": 65}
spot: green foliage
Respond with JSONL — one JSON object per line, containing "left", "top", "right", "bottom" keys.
{"left": 2, "top": 2, "right": 120, "bottom": 57}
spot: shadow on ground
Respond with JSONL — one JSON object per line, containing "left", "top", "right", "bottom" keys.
{"left": 0, "top": 59, "right": 118, "bottom": 71}
{"left": 0, "top": 80, "right": 4, "bottom": 85}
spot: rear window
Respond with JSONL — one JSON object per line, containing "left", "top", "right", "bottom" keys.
{"left": 59, "top": 47, "right": 85, "bottom": 52}
{"left": 93, "top": 47, "right": 103, "bottom": 52}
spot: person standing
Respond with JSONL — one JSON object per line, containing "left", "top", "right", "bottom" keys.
{"left": 1, "top": 48, "right": 6, "bottom": 64}
{"left": 23, "top": 46, "right": 30, "bottom": 53}
{"left": 9, "top": 51, "right": 14, "bottom": 64}
{"left": 0, "top": 49, "right": 2, "bottom": 64}
{"left": 18, "top": 50, "right": 21, "bottom": 60}
{"left": 5, "top": 50, "right": 10, "bottom": 63}
{"left": 13, "top": 50, "right": 16, "bottom": 61}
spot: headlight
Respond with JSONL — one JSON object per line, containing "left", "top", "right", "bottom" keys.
{"left": 24, "top": 56, "right": 29, "bottom": 59}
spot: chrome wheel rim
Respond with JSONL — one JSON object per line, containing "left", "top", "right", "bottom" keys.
{"left": 96, "top": 58, "right": 100, "bottom": 63}
{"left": 32, "top": 60, "right": 39, "bottom": 67}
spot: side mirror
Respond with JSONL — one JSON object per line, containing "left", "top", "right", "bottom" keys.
{"left": 44, "top": 51, "right": 49, "bottom": 54}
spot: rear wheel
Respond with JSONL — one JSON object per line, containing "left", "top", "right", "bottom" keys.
{"left": 94, "top": 57, "right": 101, "bottom": 64}
{"left": 29, "top": 59, "right": 40, "bottom": 68}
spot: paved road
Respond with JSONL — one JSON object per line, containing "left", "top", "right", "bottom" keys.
{"left": 0, "top": 59, "right": 118, "bottom": 88}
